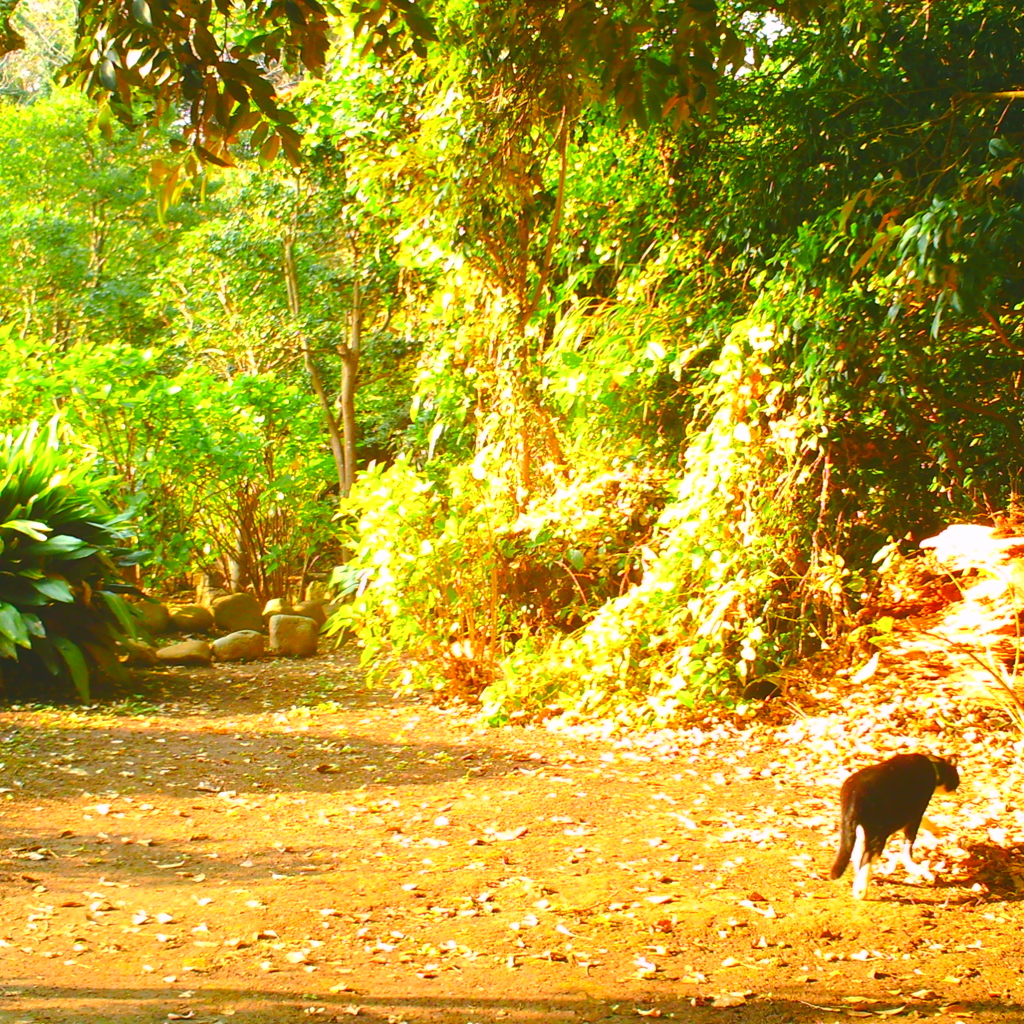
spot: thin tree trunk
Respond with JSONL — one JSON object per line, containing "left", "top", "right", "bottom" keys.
{"left": 524, "top": 105, "right": 570, "bottom": 323}
{"left": 513, "top": 105, "right": 571, "bottom": 503}
{"left": 337, "top": 279, "right": 361, "bottom": 498}
{"left": 282, "top": 229, "right": 348, "bottom": 496}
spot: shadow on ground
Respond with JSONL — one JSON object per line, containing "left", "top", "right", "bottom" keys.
{"left": 3, "top": 985, "right": 1020, "bottom": 1024}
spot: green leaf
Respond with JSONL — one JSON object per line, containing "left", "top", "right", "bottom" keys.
{"left": 52, "top": 636, "right": 90, "bottom": 702}
{"left": 21, "top": 534, "right": 93, "bottom": 557}
{"left": 132, "top": 0, "right": 153, "bottom": 26}
{"left": 97, "top": 590, "right": 137, "bottom": 639}
{"left": 22, "top": 612, "right": 45, "bottom": 638}
{"left": 33, "top": 636, "right": 60, "bottom": 675}
{"left": 0, "top": 602, "right": 31, "bottom": 648}
{"left": 1, "top": 519, "right": 52, "bottom": 541}
{"left": 259, "top": 132, "right": 281, "bottom": 168}
{"left": 117, "top": 549, "right": 151, "bottom": 567}
{"left": 59, "top": 544, "right": 100, "bottom": 561}
{"left": 0, "top": 575, "right": 48, "bottom": 606}
{"left": 194, "top": 143, "right": 234, "bottom": 168}
{"left": 33, "top": 577, "right": 75, "bottom": 602}
{"left": 989, "top": 137, "right": 1015, "bottom": 159}
{"left": 98, "top": 58, "right": 119, "bottom": 92}
{"left": 838, "top": 192, "right": 860, "bottom": 233}
{"left": 397, "top": 3, "right": 438, "bottom": 42}
{"left": 83, "top": 640, "right": 127, "bottom": 685}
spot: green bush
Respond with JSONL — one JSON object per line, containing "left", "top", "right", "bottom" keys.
{"left": 329, "top": 450, "right": 668, "bottom": 699}
{"left": 329, "top": 457, "right": 509, "bottom": 697}
{"left": 0, "top": 331, "right": 341, "bottom": 597}
{"left": 0, "top": 421, "right": 138, "bottom": 703}
{"left": 489, "top": 310, "right": 881, "bottom": 726}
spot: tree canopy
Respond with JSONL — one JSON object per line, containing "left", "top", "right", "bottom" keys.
{"left": 0, "top": 0, "right": 1020, "bottom": 722}
{"left": 4, "top": 0, "right": 819, "bottom": 163}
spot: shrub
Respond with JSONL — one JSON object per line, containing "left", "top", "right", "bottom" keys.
{"left": 0, "top": 421, "right": 138, "bottom": 702}
{"left": 481, "top": 319, "right": 854, "bottom": 727}
{"left": 0, "top": 333, "right": 340, "bottom": 598}
{"left": 330, "top": 457, "right": 509, "bottom": 697}
{"left": 330, "top": 450, "right": 668, "bottom": 699}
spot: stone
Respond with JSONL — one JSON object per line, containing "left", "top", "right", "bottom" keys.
{"left": 122, "top": 638, "right": 160, "bottom": 666}
{"left": 131, "top": 600, "right": 171, "bottom": 634}
{"left": 156, "top": 640, "right": 213, "bottom": 666}
{"left": 262, "top": 597, "right": 294, "bottom": 623}
{"left": 268, "top": 614, "right": 319, "bottom": 658}
{"left": 170, "top": 604, "right": 214, "bottom": 632}
{"left": 293, "top": 599, "right": 327, "bottom": 626}
{"left": 211, "top": 592, "right": 263, "bottom": 632}
{"left": 212, "top": 630, "right": 264, "bottom": 662}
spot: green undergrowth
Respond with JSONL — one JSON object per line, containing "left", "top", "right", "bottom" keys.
{"left": 0, "top": 421, "right": 139, "bottom": 702}
{"left": 332, "top": 315, "right": 867, "bottom": 726}
{"left": 481, "top": 316, "right": 864, "bottom": 726}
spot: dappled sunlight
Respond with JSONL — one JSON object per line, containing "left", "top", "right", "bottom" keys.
{"left": 4, "top": 642, "right": 1024, "bottom": 1022}
{"left": 2, "top": 0, "right": 1024, "bottom": 1019}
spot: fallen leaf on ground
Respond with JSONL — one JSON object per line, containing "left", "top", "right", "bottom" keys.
{"left": 488, "top": 827, "right": 528, "bottom": 841}
{"left": 712, "top": 993, "right": 748, "bottom": 1008}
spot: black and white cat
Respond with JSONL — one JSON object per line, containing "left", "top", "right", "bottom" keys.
{"left": 831, "top": 753, "right": 960, "bottom": 899}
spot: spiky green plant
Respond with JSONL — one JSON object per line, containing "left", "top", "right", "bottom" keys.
{"left": 0, "top": 421, "right": 138, "bottom": 702}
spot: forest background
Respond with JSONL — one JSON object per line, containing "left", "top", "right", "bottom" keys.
{"left": 0, "top": 0, "right": 1020, "bottom": 723}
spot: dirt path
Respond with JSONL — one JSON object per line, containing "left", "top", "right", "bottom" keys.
{"left": 1, "top": 650, "right": 1023, "bottom": 1024}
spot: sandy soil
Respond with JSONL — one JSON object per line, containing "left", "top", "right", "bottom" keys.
{"left": 1, "top": 646, "right": 1023, "bottom": 1024}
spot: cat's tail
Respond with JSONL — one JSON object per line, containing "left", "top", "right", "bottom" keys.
{"left": 830, "top": 807, "right": 856, "bottom": 879}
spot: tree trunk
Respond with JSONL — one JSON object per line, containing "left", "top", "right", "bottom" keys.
{"left": 282, "top": 231, "right": 348, "bottom": 497}
{"left": 337, "top": 279, "right": 361, "bottom": 498}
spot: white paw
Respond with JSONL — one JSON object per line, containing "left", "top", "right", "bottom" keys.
{"left": 903, "top": 859, "right": 934, "bottom": 883}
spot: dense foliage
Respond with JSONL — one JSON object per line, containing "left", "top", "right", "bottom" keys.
{"left": 0, "top": 94, "right": 419, "bottom": 597}
{"left": 0, "top": 0, "right": 1021, "bottom": 718}
{"left": 0, "top": 421, "right": 138, "bottom": 702}
{"left": 324, "top": 0, "right": 1024, "bottom": 725}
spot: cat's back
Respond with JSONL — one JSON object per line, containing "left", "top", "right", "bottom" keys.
{"left": 841, "top": 753, "right": 938, "bottom": 815}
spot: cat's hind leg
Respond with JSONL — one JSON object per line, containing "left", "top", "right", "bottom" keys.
{"left": 850, "top": 825, "right": 874, "bottom": 900}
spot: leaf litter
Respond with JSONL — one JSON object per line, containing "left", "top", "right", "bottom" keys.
{"left": 1, "top": 529, "right": 1024, "bottom": 1021}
